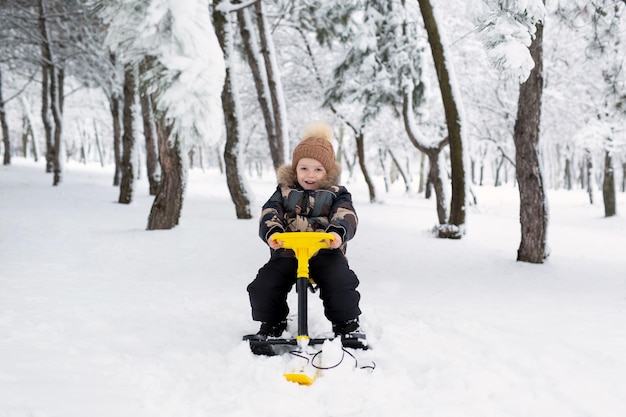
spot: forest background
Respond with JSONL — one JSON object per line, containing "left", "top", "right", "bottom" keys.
{"left": 0, "top": 0, "right": 624, "bottom": 263}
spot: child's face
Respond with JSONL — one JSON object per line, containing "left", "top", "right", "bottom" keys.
{"left": 296, "top": 158, "right": 327, "bottom": 190}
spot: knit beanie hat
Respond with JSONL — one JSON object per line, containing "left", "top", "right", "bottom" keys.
{"left": 291, "top": 122, "right": 336, "bottom": 173}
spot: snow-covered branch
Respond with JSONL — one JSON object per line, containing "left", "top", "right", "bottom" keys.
{"left": 97, "top": 0, "right": 225, "bottom": 146}
{"left": 466, "top": 0, "right": 546, "bottom": 83}
{"left": 215, "top": 0, "right": 258, "bottom": 14}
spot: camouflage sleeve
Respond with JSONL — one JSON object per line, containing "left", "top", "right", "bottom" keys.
{"left": 259, "top": 186, "right": 286, "bottom": 243}
{"left": 326, "top": 186, "right": 358, "bottom": 242}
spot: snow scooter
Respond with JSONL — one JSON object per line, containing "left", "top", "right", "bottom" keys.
{"left": 243, "top": 231, "right": 368, "bottom": 384}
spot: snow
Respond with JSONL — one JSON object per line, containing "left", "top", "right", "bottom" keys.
{"left": 466, "top": 0, "right": 546, "bottom": 83}
{"left": 1, "top": 158, "right": 626, "bottom": 417}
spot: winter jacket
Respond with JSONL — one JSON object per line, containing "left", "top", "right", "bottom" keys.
{"left": 259, "top": 164, "right": 358, "bottom": 257}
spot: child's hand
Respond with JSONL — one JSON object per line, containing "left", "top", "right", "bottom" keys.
{"left": 326, "top": 232, "right": 342, "bottom": 249}
{"left": 268, "top": 233, "right": 284, "bottom": 250}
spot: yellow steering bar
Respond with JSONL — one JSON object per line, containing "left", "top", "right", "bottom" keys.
{"left": 271, "top": 232, "right": 334, "bottom": 352}
{"left": 271, "top": 232, "right": 334, "bottom": 281}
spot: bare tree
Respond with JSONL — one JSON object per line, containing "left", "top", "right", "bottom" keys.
{"left": 38, "top": 0, "right": 64, "bottom": 185}
{"left": 214, "top": 0, "right": 252, "bottom": 219}
{"left": 470, "top": 0, "right": 548, "bottom": 260}
{"left": 254, "top": 0, "right": 288, "bottom": 166}
{"left": 402, "top": 79, "right": 449, "bottom": 225}
{"left": 589, "top": 0, "right": 624, "bottom": 217}
{"left": 417, "top": 0, "right": 468, "bottom": 238}
{"left": 236, "top": 1, "right": 287, "bottom": 171}
{"left": 513, "top": 18, "right": 549, "bottom": 263}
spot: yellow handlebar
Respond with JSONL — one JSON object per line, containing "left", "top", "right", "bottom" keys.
{"left": 271, "top": 232, "right": 334, "bottom": 279}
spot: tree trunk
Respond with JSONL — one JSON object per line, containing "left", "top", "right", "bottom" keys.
{"left": 42, "top": 65, "right": 53, "bottom": 172}
{"left": 109, "top": 53, "right": 123, "bottom": 186}
{"left": 513, "top": 20, "right": 549, "bottom": 263}
{"left": 402, "top": 79, "right": 448, "bottom": 224}
{"left": 418, "top": 151, "right": 426, "bottom": 194}
{"left": 110, "top": 94, "right": 122, "bottom": 185}
{"left": 388, "top": 149, "right": 411, "bottom": 193}
{"left": 118, "top": 63, "right": 137, "bottom": 204}
{"left": 237, "top": 6, "right": 283, "bottom": 171}
{"left": 582, "top": 149, "right": 595, "bottom": 204}
{"left": 50, "top": 68, "right": 63, "bottom": 185}
{"left": 93, "top": 119, "right": 104, "bottom": 167}
{"left": 379, "top": 149, "right": 390, "bottom": 193}
{"left": 564, "top": 158, "right": 572, "bottom": 190}
{"left": 428, "top": 152, "right": 448, "bottom": 224}
{"left": 146, "top": 120, "right": 184, "bottom": 230}
{"left": 22, "top": 117, "right": 29, "bottom": 158}
{"left": 602, "top": 149, "right": 616, "bottom": 217}
{"left": 0, "top": 67, "right": 10, "bottom": 165}
{"left": 418, "top": 0, "right": 467, "bottom": 239}
{"left": 140, "top": 92, "right": 161, "bottom": 196}
{"left": 38, "top": 3, "right": 54, "bottom": 174}
{"left": 214, "top": 1, "right": 252, "bottom": 219}
{"left": 356, "top": 130, "right": 377, "bottom": 203}
{"left": 38, "top": 0, "right": 63, "bottom": 185}
{"left": 254, "top": 0, "right": 288, "bottom": 163}
{"left": 21, "top": 97, "right": 39, "bottom": 161}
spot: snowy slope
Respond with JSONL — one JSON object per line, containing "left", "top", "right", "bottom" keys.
{"left": 1, "top": 159, "right": 625, "bottom": 417}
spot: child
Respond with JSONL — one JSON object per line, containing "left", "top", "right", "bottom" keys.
{"left": 247, "top": 121, "right": 363, "bottom": 341}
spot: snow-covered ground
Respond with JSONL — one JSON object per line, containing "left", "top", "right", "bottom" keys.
{"left": 1, "top": 158, "right": 625, "bottom": 417}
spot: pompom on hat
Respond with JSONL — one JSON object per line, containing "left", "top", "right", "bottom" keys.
{"left": 291, "top": 122, "right": 336, "bottom": 174}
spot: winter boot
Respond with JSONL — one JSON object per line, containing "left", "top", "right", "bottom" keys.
{"left": 332, "top": 318, "right": 368, "bottom": 350}
{"left": 243, "top": 320, "right": 288, "bottom": 356}
{"left": 257, "top": 320, "right": 287, "bottom": 338}
{"left": 332, "top": 318, "right": 360, "bottom": 336}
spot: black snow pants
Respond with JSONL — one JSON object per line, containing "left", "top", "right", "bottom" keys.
{"left": 247, "top": 249, "right": 361, "bottom": 325}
